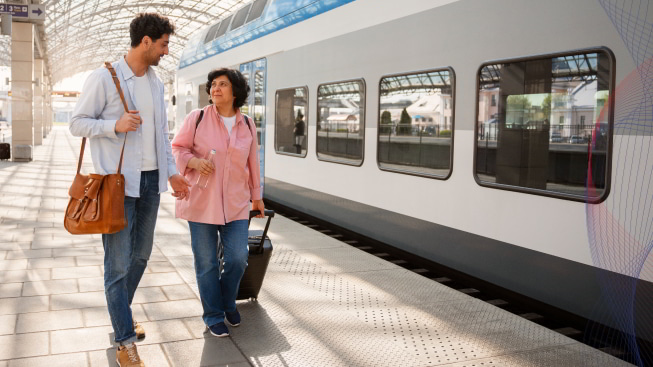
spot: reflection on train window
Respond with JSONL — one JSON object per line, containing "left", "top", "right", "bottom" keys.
{"left": 316, "top": 79, "right": 365, "bottom": 165}
{"left": 254, "top": 70, "right": 265, "bottom": 145}
{"left": 475, "top": 49, "right": 613, "bottom": 201}
{"left": 378, "top": 69, "right": 454, "bottom": 178}
{"left": 275, "top": 87, "right": 308, "bottom": 157}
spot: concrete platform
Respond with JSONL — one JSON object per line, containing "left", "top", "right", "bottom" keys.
{"left": 0, "top": 127, "right": 633, "bottom": 366}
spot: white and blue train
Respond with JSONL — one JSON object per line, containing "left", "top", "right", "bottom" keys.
{"left": 175, "top": 0, "right": 653, "bottom": 360}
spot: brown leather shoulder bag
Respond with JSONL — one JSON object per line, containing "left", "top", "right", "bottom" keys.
{"left": 64, "top": 62, "right": 130, "bottom": 235}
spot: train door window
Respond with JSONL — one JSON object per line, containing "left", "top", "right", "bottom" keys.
{"left": 316, "top": 79, "right": 365, "bottom": 165}
{"left": 240, "top": 59, "right": 267, "bottom": 191}
{"left": 475, "top": 48, "right": 614, "bottom": 202}
{"left": 377, "top": 68, "right": 454, "bottom": 178}
{"left": 254, "top": 68, "right": 266, "bottom": 146}
{"left": 275, "top": 87, "right": 308, "bottom": 157}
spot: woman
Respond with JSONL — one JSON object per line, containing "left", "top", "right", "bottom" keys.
{"left": 171, "top": 68, "right": 264, "bottom": 337}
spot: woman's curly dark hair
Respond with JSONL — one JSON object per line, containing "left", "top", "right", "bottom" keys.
{"left": 205, "top": 68, "right": 250, "bottom": 109}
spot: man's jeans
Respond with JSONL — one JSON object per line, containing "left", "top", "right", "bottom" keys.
{"left": 102, "top": 170, "right": 160, "bottom": 344}
{"left": 188, "top": 220, "right": 248, "bottom": 327}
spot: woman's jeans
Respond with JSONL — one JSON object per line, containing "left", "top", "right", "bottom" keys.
{"left": 188, "top": 220, "right": 249, "bottom": 327}
{"left": 102, "top": 170, "right": 160, "bottom": 344}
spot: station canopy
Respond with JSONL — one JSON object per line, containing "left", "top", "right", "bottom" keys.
{"left": 35, "top": 0, "right": 249, "bottom": 85}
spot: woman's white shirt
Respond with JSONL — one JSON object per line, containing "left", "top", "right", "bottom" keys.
{"left": 221, "top": 114, "right": 237, "bottom": 136}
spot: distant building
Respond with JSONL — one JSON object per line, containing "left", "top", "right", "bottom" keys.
{"left": 325, "top": 113, "right": 358, "bottom": 132}
{"left": 405, "top": 92, "right": 453, "bottom": 130}
{"left": 52, "top": 91, "right": 80, "bottom": 123}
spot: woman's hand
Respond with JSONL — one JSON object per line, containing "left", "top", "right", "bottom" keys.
{"left": 252, "top": 199, "right": 265, "bottom": 218}
{"left": 189, "top": 157, "right": 215, "bottom": 176}
{"left": 169, "top": 174, "right": 191, "bottom": 200}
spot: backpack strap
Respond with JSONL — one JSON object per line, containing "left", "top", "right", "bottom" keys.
{"left": 192, "top": 109, "right": 204, "bottom": 143}
{"left": 195, "top": 109, "right": 204, "bottom": 129}
{"left": 243, "top": 115, "right": 253, "bottom": 135}
{"left": 193, "top": 108, "right": 253, "bottom": 140}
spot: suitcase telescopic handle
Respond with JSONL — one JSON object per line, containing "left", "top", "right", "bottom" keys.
{"left": 249, "top": 209, "right": 275, "bottom": 220}
{"left": 248, "top": 210, "right": 275, "bottom": 254}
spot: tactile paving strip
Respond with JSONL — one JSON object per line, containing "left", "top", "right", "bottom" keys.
{"left": 225, "top": 214, "right": 632, "bottom": 366}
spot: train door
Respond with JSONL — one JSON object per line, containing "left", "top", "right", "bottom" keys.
{"left": 240, "top": 58, "right": 267, "bottom": 191}
{"left": 198, "top": 84, "right": 210, "bottom": 109}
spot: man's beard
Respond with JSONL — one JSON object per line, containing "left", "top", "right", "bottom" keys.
{"left": 148, "top": 52, "right": 161, "bottom": 66}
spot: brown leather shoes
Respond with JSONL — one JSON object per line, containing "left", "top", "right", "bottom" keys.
{"left": 116, "top": 343, "right": 144, "bottom": 367}
{"left": 134, "top": 321, "right": 145, "bottom": 339}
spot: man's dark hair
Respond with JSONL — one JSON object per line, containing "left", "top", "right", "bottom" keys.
{"left": 205, "top": 68, "right": 250, "bottom": 109}
{"left": 130, "top": 13, "right": 175, "bottom": 47}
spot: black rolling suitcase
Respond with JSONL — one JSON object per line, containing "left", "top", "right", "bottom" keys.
{"left": 0, "top": 143, "right": 9, "bottom": 160}
{"left": 218, "top": 210, "right": 275, "bottom": 301}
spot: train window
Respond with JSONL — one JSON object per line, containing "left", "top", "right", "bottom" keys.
{"left": 377, "top": 68, "right": 454, "bottom": 178}
{"left": 475, "top": 48, "right": 614, "bottom": 202}
{"left": 230, "top": 4, "right": 252, "bottom": 31}
{"left": 275, "top": 87, "right": 308, "bottom": 157}
{"left": 214, "top": 14, "right": 233, "bottom": 40}
{"left": 204, "top": 21, "right": 221, "bottom": 44}
{"left": 316, "top": 79, "right": 365, "bottom": 165}
{"left": 246, "top": 0, "right": 268, "bottom": 24}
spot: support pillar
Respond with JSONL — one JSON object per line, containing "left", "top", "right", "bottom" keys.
{"left": 10, "top": 21, "right": 34, "bottom": 161}
{"left": 45, "top": 79, "right": 51, "bottom": 137}
{"left": 33, "top": 58, "right": 43, "bottom": 145}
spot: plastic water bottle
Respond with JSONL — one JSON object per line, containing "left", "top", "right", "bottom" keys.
{"left": 196, "top": 149, "right": 216, "bottom": 188}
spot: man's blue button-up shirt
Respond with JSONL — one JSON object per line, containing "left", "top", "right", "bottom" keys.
{"left": 70, "top": 57, "right": 178, "bottom": 197}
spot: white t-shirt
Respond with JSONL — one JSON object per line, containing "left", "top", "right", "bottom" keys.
{"left": 221, "top": 114, "right": 237, "bottom": 136}
{"left": 132, "top": 74, "right": 158, "bottom": 171}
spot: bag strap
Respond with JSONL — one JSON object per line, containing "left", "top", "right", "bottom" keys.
{"left": 75, "top": 63, "right": 129, "bottom": 176}
{"left": 104, "top": 62, "right": 129, "bottom": 175}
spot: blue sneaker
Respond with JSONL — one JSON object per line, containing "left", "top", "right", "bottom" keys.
{"left": 225, "top": 310, "right": 241, "bottom": 327}
{"left": 207, "top": 322, "right": 229, "bottom": 337}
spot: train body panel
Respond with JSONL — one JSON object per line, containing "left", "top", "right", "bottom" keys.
{"left": 177, "top": 0, "right": 653, "bottom": 343}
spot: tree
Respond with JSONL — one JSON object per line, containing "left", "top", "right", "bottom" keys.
{"left": 541, "top": 94, "right": 551, "bottom": 119}
{"left": 399, "top": 108, "right": 412, "bottom": 135}
{"left": 506, "top": 95, "right": 532, "bottom": 110}
{"left": 380, "top": 110, "right": 392, "bottom": 125}
{"left": 380, "top": 110, "right": 392, "bottom": 134}
{"left": 506, "top": 95, "right": 532, "bottom": 126}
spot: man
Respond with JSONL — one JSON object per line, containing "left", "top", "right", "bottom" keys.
{"left": 70, "top": 13, "right": 190, "bottom": 367}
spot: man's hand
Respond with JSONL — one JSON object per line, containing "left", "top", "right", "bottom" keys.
{"left": 252, "top": 199, "right": 265, "bottom": 218}
{"left": 115, "top": 110, "right": 142, "bottom": 133}
{"left": 169, "top": 174, "right": 191, "bottom": 200}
